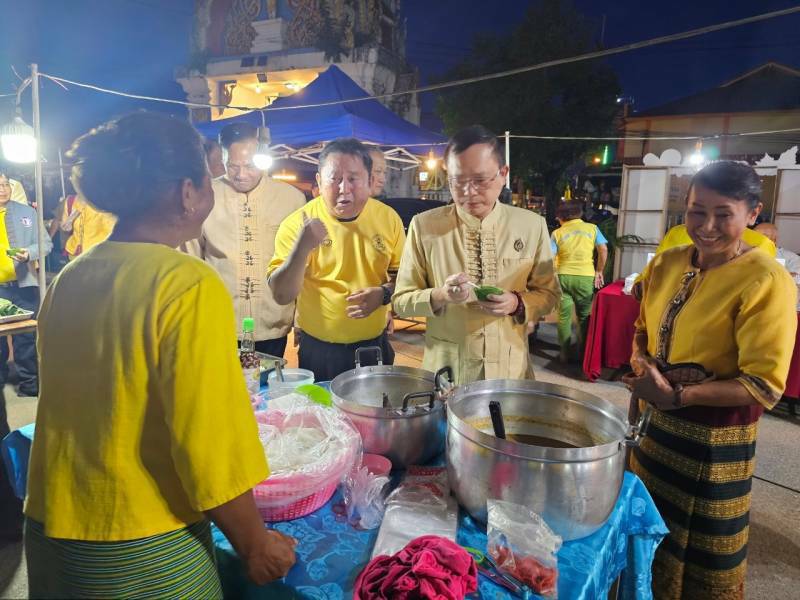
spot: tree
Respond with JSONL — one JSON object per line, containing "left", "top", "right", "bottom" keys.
{"left": 436, "top": 0, "right": 620, "bottom": 222}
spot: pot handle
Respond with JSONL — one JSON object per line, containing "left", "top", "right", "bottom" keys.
{"left": 434, "top": 366, "right": 454, "bottom": 394}
{"left": 355, "top": 346, "right": 383, "bottom": 368}
{"left": 401, "top": 390, "right": 436, "bottom": 412}
{"left": 624, "top": 404, "right": 652, "bottom": 447}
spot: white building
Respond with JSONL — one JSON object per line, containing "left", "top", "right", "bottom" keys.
{"left": 176, "top": 0, "right": 420, "bottom": 125}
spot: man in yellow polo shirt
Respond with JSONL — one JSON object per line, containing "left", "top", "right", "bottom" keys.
{"left": 551, "top": 202, "right": 608, "bottom": 362}
{"left": 267, "top": 138, "right": 405, "bottom": 380}
{"left": 656, "top": 222, "right": 776, "bottom": 256}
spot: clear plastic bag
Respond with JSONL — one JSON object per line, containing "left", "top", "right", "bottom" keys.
{"left": 342, "top": 463, "right": 390, "bottom": 530}
{"left": 371, "top": 466, "right": 458, "bottom": 558}
{"left": 487, "top": 499, "right": 562, "bottom": 598}
{"left": 252, "top": 398, "right": 362, "bottom": 512}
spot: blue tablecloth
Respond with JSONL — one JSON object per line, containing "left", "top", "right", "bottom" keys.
{"left": 1, "top": 423, "right": 34, "bottom": 500}
{"left": 212, "top": 471, "right": 666, "bottom": 600}
{"left": 2, "top": 414, "right": 668, "bottom": 599}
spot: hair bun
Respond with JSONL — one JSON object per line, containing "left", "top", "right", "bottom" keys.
{"left": 67, "top": 112, "right": 206, "bottom": 219}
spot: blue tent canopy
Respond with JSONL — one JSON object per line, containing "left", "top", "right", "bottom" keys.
{"left": 194, "top": 66, "right": 445, "bottom": 154}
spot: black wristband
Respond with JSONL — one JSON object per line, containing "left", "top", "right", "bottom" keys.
{"left": 510, "top": 291, "right": 525, "bottom": 318}
{"left": 381, "top": 284, "right": 392, "bottom": 305}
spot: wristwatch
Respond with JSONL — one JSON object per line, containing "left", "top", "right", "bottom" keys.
{"left": 381, "top": 284, "right": 392, "bottom": 306}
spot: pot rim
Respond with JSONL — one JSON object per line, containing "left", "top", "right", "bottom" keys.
{"left": 447, "top": 380, "right": 629, "bottom": 462}
{"left": 331, "top": 364, "right": 444, "bottom": 419}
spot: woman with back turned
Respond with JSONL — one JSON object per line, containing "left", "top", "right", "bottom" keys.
{"left": 625, "top": 161, "right": 797, "bottom": 599}
{"left": 24, "top": 112, "right": 296, "bottom": 598}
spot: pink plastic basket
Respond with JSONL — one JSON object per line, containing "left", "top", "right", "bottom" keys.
{"left": 253, "top": 479, "right": 339, "bottom": 521}
{"left": 252, "top": 408, "right": 360, "bottom": 522}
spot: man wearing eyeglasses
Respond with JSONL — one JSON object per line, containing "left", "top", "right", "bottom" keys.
{"left": 393, "top": 125, "right": 560, "bottom": 384}
{"left": 267, "top": 138, "right": 405, "bottom": 380}
{"left": 184, "top": 122, "right": 306, "bottom": 358}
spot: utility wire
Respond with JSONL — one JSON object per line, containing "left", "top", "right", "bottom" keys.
{"left": 37, "top": 5, "right": 800, "bottom": 114}
{"left": 509, "top": 127, "right": 800, "bottom": 141}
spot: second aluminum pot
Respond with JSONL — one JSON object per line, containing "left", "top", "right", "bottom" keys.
{"left": 446, "top": 379, "right": 648, "bottom": 540}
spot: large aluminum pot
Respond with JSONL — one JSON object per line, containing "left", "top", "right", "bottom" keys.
{"left": 331, "top": 347, "right": 452, "bottom": 468}
{"left": 446, "top": 379, "right": 647, "bottom": 540}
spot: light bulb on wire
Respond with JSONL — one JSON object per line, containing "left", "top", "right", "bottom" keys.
{"left": 253, "top": 118, "right": 273, "bottom": 170}
{"left": 689, "top": 139, "right": 705, "bottom": 168}
{"left": 425, "top": 150, "right": 437, "bottom": 171}
{"left": 1, "top": 109, "right": 36, "bottom": 164}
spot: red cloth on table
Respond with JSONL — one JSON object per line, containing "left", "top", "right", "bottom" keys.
{"left": 583, "top": 280, "right": 641, "bottom": 381}
{"left": 784, "top": 313, "right": 800, "bottom": 399}
{"left": 354, "top": 535, "right": 477, "bottom": 600}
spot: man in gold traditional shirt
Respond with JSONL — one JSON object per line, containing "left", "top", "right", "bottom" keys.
{"left": 393, "top": 126, "right": 561, "bottom": 384}
{"left": 185, "top": 123, "right": 306, "bottom": 357}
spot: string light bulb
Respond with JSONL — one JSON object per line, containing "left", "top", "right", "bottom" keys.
{"left": 690, "top": 139, "right": 705, "bottom": 168}
{"left": 425, "top": 150, "right": 437, "bottom": 171}
{"left": 1, "top": 86, "right": 36, "bottom": 165}
{"left": 253, "top": 113, "right": 273, "bottom": 170}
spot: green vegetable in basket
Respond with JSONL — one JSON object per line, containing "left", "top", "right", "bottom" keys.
{"left": 475, "top": 285, "right": 504, "bottom": 301}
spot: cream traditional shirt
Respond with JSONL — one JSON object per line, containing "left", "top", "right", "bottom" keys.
{"left": 185, "top": 175, "right": 306, "bottom": 341}
{"left": 393, "top": 202, "right": 560, "bottom": 384}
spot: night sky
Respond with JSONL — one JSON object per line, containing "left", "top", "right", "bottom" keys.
{"left": 1, "top": 0, "right": 799, "bottom": 154}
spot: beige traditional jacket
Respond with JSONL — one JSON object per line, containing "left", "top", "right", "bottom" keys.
{"left": 185, "top": 176, "right": 306, "bottom": 341}
{"left": 393, "top": 202, "right": 560, "bottom": 384}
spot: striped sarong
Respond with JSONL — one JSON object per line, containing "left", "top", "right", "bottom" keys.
{"left": 25, "top": 518, "right": 222, "bottom": 599}
{"left": 631, "top": 405, "right": 758, "bottom": 600}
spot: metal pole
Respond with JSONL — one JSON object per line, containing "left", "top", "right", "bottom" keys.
{"left": 58, "top": 148, "right": 67, "bottom": 199}
{"left": 504, "top": 130, "right": 511, "bottom": 188}
{"left": 31, "top": 63, "right": 47, "bottom": 305}
{"left": 600, "top": 14, "right": 607, "bottom": 47}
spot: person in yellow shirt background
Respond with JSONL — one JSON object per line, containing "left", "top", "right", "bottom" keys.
{"left": 25, "top": 112, "right": 296, "bottom": 598}
{"left": 59, "top": 192, "right": 117, "bottom": 260}
{"left": 9, "top": 177, "right": 29, "bottom": 205}
{"left": 655, "top": 220, "right": 776, "bottom": 257}
{"left": 268, "top": 138, "right": 405, "bottom": 381}
{"left": 551, "top": 201, "right": 608, "bottom": 363}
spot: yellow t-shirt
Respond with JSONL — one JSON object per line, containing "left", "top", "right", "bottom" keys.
{"left": 656, "top": 223, "right": 776, "bottom": 257}
{"left": 551, "top": 219, "right": 606, "bottom": 276}
{"left": 267, "top": 197, "right": 405, "bottom": 344}
{"left": 637, "top": 246, "right": 797, "bottom": 408}
{"left": 63, "top": 196, "right": 117, "bottom": 258}
{"left": 25, "top": 242, "right": 268, "bottom": 540}
{"left": 0, "top": 209, "right": 17, "bottom": 283}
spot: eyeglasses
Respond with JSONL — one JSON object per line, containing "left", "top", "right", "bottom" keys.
{"left": 447, "top": 171, "right": 501, "bottom": 192}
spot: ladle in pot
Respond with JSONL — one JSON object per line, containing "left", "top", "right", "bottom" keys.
{"left": 488, "top": 400, "right": 506, "bottom": 439}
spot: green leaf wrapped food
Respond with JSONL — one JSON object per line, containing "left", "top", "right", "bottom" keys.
{"left": 475, "top": 285, "right": 504, "bottom": 301}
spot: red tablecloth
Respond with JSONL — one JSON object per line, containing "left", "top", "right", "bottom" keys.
{"left": 583, "top": 280, "right": 641, "bottom": 381}
{"left": 784, "top": 313, "right": 800, "bottom": 400}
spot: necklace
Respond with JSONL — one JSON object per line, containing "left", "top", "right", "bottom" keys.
{"left": 693, "top": 240, "right": 743, "bottom": 270}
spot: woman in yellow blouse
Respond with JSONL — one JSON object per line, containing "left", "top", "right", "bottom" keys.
{"left": 60, "top": 194, "right": 117, "bottom": 259}
{"left": 626, "top": 161, "right": 797, "bottom": 600}
{"left": 25, "top": 112, "right": 296, "bottom": 598}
